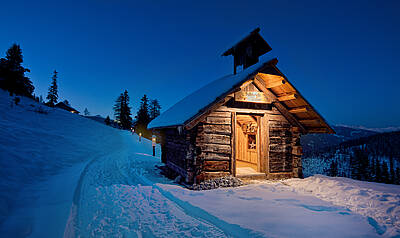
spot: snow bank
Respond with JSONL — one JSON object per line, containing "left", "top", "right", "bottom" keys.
{"left": 285, "top": 175, "right": 400, "bottom": 237}
{"left": 161, "top": 181, "right": 379, "bottom": 238}
{"left": 69, "top": 127, "right": 392, "bottom": 237}
{"left": 70, "top": 134, "right": 234, "bottom": 237}
{"left": 0, "top": 89, "right": 124, "bottom": 236}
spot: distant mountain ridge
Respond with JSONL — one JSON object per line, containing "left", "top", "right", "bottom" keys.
{"left": 335, "top": 124, "right": 400, "bottom": 133}
{"left": 301, "top": 125, "right": 379, "bottom": 154}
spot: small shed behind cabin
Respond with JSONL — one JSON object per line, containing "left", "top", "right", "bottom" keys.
{"left": 55, "top": 102, "right": 80, "bottom": 114}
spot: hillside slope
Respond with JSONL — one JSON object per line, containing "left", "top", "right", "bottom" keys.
{"left": 0, "top": 89, "right": 124, "bottom": 237}
{"left": 0, "top": 89, "right": 398, "bottom": 237}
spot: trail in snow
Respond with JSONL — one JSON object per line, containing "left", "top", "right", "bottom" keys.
{"left": 68, "top": 133, "right": 261, "bottom": 237}
{"left": 69, "top": 133, "right": 383, "bottom": 238}
{"left": 0, "top": 89, "right": 125, "bottom": 237}
{"left": 1, "top": 90, "right": 395, "bottom": 237}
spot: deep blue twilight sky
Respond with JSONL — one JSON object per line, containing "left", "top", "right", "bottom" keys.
{"left": 1, "top": 0, "right": 399, "bottom": 128}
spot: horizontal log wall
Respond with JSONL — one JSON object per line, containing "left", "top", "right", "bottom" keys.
{"left": 291, "top": 127, "right": 303, "bottom": 178}
{"left": 161, "top": 102, "right": 304, "bottom": 183}
{"left": 162, "top": 128, "right": 195, "bottom": 183}
{"left": 269, "top": 113, "right": 293, "bottom": 173}
{"left": 195, "top": 110, "right": 233, "bottom": 182}
{"left": 218, "top": 105, "right": 303, "bottom": 178}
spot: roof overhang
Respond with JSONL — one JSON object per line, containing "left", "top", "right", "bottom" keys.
{"left": 182, "top": 62, "right": 334, "bottom": 134}
{"left": 149, "top": 57, "right": 334, "bottom": 135}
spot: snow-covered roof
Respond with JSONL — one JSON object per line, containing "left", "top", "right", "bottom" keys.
{"left": 148, "top": 55, "right": 278, "bottom": 129}
{"left": 55, "top": 102, "right": 80, "bottom": 113}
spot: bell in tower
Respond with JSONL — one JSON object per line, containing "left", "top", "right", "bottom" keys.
{"left": 222, "top": 28, "right": 272, "bottom": 74}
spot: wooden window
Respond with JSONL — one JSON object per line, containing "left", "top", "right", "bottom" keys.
{"left": 248, "top": 134, "right": 256, "bottom": 150}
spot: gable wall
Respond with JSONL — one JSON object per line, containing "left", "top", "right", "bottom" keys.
{"left": 161, "top": 97, "right": 303, "bottom": 184}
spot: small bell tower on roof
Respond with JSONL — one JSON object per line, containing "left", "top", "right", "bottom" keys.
{"left": 222, "top": 28, "right": 272, "bottom": 74}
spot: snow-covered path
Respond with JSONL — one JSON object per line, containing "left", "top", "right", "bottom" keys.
{"left": 1, "top": 90, "right": 397, "bottom": 237}
{"left": 0, "top": 89, "right": 125, "bottom": 237}
{"left": 68, "top": 132, "right": 384, "bottom": 238}
{"left": 67, "top": 133, "right": 257, "bottom": 237}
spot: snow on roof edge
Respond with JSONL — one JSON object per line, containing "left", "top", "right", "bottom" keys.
{"left": 148, "top": 55, "right": 278, "bottom": 129}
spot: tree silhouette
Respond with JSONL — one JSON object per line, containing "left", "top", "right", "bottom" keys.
{"left": 0, "top": 44, "right": 34, "bottom": 97}
{"left": 135, "top": 94, "right": 151, "bottom": 135}
{"left": 84, "top": 108, "right": 90, "bottom": 116}
{"left": 149, "top": 99, "right": 161, "bottom": 120}
{"left": 382, "top": 162, "right": 390, "bottom": 184}
{"left": 329, "top": 160, "right": 338, "bottom": 177}
{"left": 113, "top": 93, "right": 123, "bottom": 123}
{"left": 120, "top": 90, "right": 132, "bottom": 129}
{"left": 113, "top": 90, "right": 132, "bottom": 130}
{"left": 46, "top": 70, "right": 58, "bottom": 106}
{"left": 105, "top": 116, "right": 111, "bottom": 125}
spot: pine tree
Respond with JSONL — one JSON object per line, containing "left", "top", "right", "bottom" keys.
{"left": 113, "top": 90, "right": 132, "bottom": 130}
{"left": 0, "top": 44, "right": 34, "bottom": 97}
{"left": 120, "top": 90, "right": 132, "bottom": 130}
{"left": 135, "top": 94, "right": 151, "bottom": 134}
{"left": 389, "top": 156, "right": 395, "bottom": 184}
{"left": 395, "top": 167, "right": 400, "bottom": 185}
{"left": 329, "top": 160, "right": 338, "bottom": 177}
{"left": 113, "top": 93, "right": 123, "bottom": 124}
{"left": 84, "top": 108, "right": 90, "bottom": 116}
{"left": 382, "top": 162, "right": 390, "bottom": 184}
{"left": 105, "top": 116, "right": 111, "bottom": 125}
{"left": 46, "top": 70, "right": 58, "bottom": 106}
{"left": 351, "top": 148, "right": 370, "bottom": 181}
{"left": 375, "top": 158, "right": 382, "bottom": 182}
{"left": 370, "top": 157, "right": 376, "bottom": 181}
{"left": 149, "top": 99, "right": 161, "bottom": 120}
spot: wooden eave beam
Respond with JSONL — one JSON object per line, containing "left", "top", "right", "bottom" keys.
{"left": 269, "top": 64, "right": 335, "bottom": 134}
{"left": 255, "top": 72, "right": 284, "bottom": 82}
{"left": 289, "top": 106, "right": 309, "bottom": 114}
{"left": 265, "top": 79, "right": 286, "bottom": 88}
{"left": 277, "top": 94, "right": 297, "bottom": 101}
{"left": 299, "top": 119, "right": 320, "bottom": 124}
{"left": 255, "top": 73, "right": 286, "bottom": 88}
{"left": 252, "top": 78, "right": 306, "bottom": 134}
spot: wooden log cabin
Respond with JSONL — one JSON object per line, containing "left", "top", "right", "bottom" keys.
{"left": 148, "top": 28, "right": 334, "bottom": 183}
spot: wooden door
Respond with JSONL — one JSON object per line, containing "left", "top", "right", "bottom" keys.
{"left": 236, "top": 114, "right": 260, "bottom": 172}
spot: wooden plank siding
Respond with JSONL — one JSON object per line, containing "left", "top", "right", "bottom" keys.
{"left": 195, "top": 109, "right": 233, "bottom": 181}
{"left": 161, "top": 100, "right": 303, "bottom": 183}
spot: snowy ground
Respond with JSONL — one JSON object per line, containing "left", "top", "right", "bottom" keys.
{"left": 67, "top": 132, "right": 399, "bottom": 237}
{"left": 286, "top": 175, "right": 400, "bottom": 237}
{"left": 0, "top": 90, "right": 123, "bottom": 237}
{"left": 1, "top": 90, "right": 399, "bottom": 237}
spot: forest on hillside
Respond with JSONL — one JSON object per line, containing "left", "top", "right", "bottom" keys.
{"left": 303, "top": 131, "right": 400, "bottom": 185}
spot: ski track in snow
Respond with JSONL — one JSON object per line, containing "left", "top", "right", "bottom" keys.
{"left": 68, "top": 133, "right": 386, "bottom": 238}
{"left": 68, "top": 133, "right": 262, "bottom": 238}
{"left": 1, "top": 90, "right": 398, "bottom": 238}
{"left": 0, "top": 90, "right": 125, "bottom": 237}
